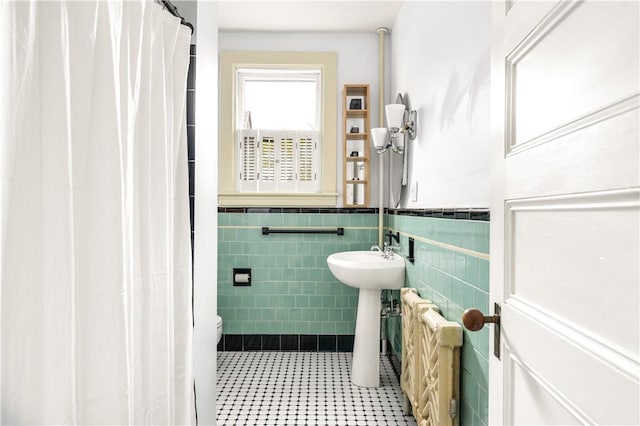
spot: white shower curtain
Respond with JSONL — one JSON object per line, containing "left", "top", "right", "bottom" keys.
{"left": 0, "top": 1, "right": 194, "bottom": 424}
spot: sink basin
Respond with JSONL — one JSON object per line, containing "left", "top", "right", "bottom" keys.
{"left": 327, "top": 250, "right": 405, "bottom": 290}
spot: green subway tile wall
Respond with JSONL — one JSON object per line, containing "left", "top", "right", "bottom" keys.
{"left": 384, "top": 213, "right": 490, "bottom": 426}
{"left": 218, "top": 212, "right": 378, "bottom": 335}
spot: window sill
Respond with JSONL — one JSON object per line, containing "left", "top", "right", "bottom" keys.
{"left": 218, "top": 192, "right": 338, "bottom": 207}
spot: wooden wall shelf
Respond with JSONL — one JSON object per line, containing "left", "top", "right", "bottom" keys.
{"left": 342, "top": 84, "right": 370, "bottom": 207}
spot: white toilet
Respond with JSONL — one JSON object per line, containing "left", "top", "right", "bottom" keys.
{"left": 216, "top": 315, "right": 223, "bottom": 344}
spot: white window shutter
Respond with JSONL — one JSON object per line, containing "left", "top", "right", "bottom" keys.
{"left": 237, "top": 130, "right": 258, "bottom": 192}
{"left": 297, "top": 136, "right": 314, "bottom": 182}
{"left": 275, "top": 132, "right": 295, "bottom": 192}
{"left": 279, "top": 135, "right": 295, "bottom": 182}
{"left": 259, "top": 133, "right": 277, "bottom": 191}
{"left": 297, "top": 131, "right": 319, "bottom": 192}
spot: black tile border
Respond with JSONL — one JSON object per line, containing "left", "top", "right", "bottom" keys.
{"left": 189, "top": 197, "right": 195, "bottom": 231}
{"left": 337, "top": 335, "right": 354, "bottom": 352}
{"left": 186, "top": 90, "right": 195, "bottom": 125}
{"left": 187, "top": 56, "right": 196, "bottom": 90}
{"left": 300, "top": 335, "right": 318, "bottom": 351}
{"left": 387, "top": 207, "right": 490, "bottom": 221}
{"left": 319, "top": 335, "right": 337, "bottom": 352}
{"left": 217, "top": 334, "right": 355, "bottom": 352}
{"left": 262, "top": 335, "right": 280, "bottom": 350}
{"left": 217, "top": 206, "right": 489, "bottom": 220}
{"left": 218, "top": 207, "right": 379, "bottom": 214}
{"left": 221, "top": 334, "right": 242, "bottom": 351}
{"left": 244, "top": 334, "right": 262, "bottom": 351}
{"left": 187, "top": 126, "right": 195, "bottom": 161}
{"left": 188, "top": 162, "right": 195, "bottom": 195}
{"left": 281, "top": 334, "right": 299, "bottom": 351}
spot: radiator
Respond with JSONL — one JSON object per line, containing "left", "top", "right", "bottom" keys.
{"left": 400, "top": 288, "right": 463, "bottom": 426}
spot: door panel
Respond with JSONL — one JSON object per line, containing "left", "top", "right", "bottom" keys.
{"left": 506, "top": 191, "right": 640, "bottom": 356}
{"left": 506, "top": 351, "right": 582, "bottom": 425}
{"left": 504, "top": 301, "right": 640, "bottom": 425}
{"left": 506, "top": 1, "right": 639, "bottom": 148}
{"left": 505, "top": 108, "right": 639, "bottom": 198}
{"left": 490, "top": 0, "right": 640, "bottom": 424}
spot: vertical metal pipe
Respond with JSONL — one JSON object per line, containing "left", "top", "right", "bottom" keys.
{"left": 376, "top": 27, "right": 388, "bottom": 247}
{"left": 376, "top": 28, "right": 389, "bottom": 351}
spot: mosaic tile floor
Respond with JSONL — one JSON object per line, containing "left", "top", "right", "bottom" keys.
{"left": 216, "top": 351, "right": 418, "bottom": 426}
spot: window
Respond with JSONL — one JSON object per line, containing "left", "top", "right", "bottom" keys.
{"left": 236, "top": 69, "right": 320, "bottom": 193}
{"left": 219, "top": 51, "right": 337, "bottom": 207}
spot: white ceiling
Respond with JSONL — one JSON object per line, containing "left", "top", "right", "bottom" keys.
{"left": 217, "top": 1, "right": 403, "bottom": 33}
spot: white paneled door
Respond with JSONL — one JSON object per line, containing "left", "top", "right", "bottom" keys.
{"left": 489, "top": 1, "right": 639, "bottom": 424}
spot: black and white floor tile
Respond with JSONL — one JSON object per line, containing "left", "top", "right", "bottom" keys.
{"left": 216, "top": 352, "right": 418, "bottom": 425}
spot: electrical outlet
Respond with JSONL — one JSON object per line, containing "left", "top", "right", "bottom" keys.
{"left": 410, "top": 181, "right": 418, "bottom": 202}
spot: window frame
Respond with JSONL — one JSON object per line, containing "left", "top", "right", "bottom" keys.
{"left": 219, "top": 51, "right": 338, "bottom": 207}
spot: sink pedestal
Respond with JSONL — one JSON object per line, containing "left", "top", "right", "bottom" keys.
{"left": 351, "top": 288, "right": 381, "bottom": 387}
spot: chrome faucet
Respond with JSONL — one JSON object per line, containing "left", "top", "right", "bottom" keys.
{"left": 383, "top": 241, "right": 402, "bottom": 258}
{"left": 371, "top": 243, "right": 400, "bottom": 259}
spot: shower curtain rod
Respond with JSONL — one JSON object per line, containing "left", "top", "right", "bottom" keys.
{"left": 158, "top": 0, "right": 194, "bottom": 34}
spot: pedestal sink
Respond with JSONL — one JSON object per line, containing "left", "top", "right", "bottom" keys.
{"left": 327, "top": 250, "right": 405, "bottom": 387}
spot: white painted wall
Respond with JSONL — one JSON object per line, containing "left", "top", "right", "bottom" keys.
{"left": 390, "top": 2, "right": 491, "bottom": 208}
{"left": 220, "top": 31, "right": 389, "bottom": 207}
{"left": 194, "top": 3, "right": 217, "bottom": 425}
